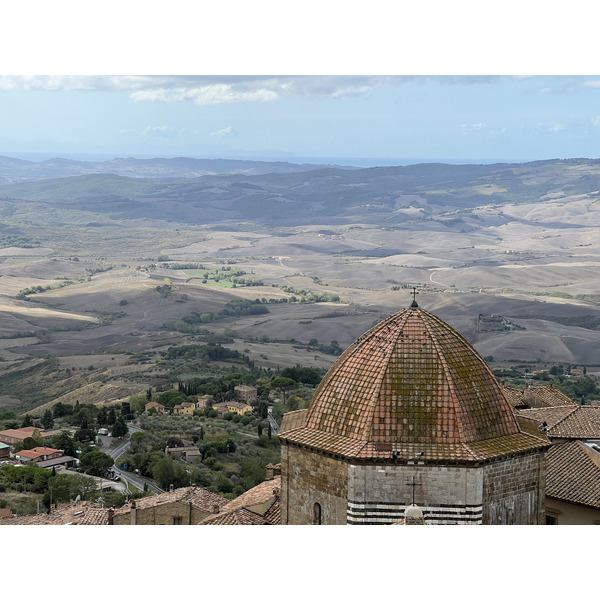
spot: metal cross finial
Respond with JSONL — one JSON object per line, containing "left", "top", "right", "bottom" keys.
{"left": 407, "top": 475, "right": 422, "bottom": 504}
{"left": 410, "top": 287, "right": 419, "bottom": 308}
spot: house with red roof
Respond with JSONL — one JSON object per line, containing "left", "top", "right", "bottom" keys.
{"left": 14, "top": 447, "right": 64, "bottom": 464}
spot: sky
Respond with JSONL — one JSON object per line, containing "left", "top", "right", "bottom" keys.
{"left": 2, "top": 2, "right": 600, "bottom": 167}
{"left": 3, "top": 74, "right": 600, "bottom": 166}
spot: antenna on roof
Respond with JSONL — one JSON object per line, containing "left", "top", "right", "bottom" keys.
{"left": 410, "top": 287, "right": 419, "bottom": 309}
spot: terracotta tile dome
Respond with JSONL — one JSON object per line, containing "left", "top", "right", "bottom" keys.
{"left": 280, "top": 305, "right": 547, "bottom": 462}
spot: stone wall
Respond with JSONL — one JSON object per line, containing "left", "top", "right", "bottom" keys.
{"left": 112, "top": 501, "right": 212, "bottom": 525}
{"left": 481, "top": 452, "right": 546, "bottom": 525}
{"left": 281, "top": 443, "right": 547, "bottom": 525}
{"left": 347, "top": 463, "right": 484, "bottom": 524}
{"left": 281, "top": 444, "right": 348, "bottom": 524}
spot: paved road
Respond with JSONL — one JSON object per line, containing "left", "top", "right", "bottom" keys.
{"left": 55, "top": 465, "right": 128, "bottom": 495}
{"left": 100, "top": 425, "right": 164, "bottom": 495}
{"left": 267, "top": 408, "right": 280, "bottom": 435}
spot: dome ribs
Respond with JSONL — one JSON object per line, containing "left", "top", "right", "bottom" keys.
{"left": 286, "top": 306, "right": 546, "bottom": 462}
{"left": 421, "top": 309, "right": 521, "bottom": 442}
{"left": 306, "top": 310, "right": 411, "bottom": 440}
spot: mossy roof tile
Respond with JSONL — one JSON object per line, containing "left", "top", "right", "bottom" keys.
{"left": 279, "top": 307, "right": 548, "bottom": 462}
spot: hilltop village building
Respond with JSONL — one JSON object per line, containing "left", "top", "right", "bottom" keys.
{"left": 278, "top": 301, "right": 551, "bottom": 525}
{"left": 235, "top": 385, "right": 258, "bottom": 405}
{"left": 509, "top": 398, "right": 600, "bottom": 524}
{"left": 0, "top": 427, "right": 53, "bottom": 449}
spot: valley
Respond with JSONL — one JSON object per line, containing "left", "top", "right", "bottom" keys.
{"left": 1, "top": 156, "right": 600, "bottom": 414}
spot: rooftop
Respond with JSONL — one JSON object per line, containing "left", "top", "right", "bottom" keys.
{"left": 200, "top": 476, "right": 281, "bottom": 525}
{"left": 504, "top": 385, "right": 577, "bottom": 409}
{"left": 0, "top": 502, "right": 109, "bottom": 525}
{"left": 113, "top": 486, "right": 229, "bottom": 517}
{"left": 15, "top": 447, "right": 62, "bottom": 459}
{"left": 546, "top": 441, "right": 600, "bottom": 509}
{"left": 518, "top": 405, "right": 600, "bottom": 440}
{"left": 0, "top": 427, "right": 51, "bottom": 441}
{"left": 279, "top": 306, "right": 548, "bottom": 462}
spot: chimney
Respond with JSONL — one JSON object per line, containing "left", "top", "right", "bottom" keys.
{"left": 107, "top": 508, "right": 115, "bottom": 526}
{"left": 266, "top": 464, "right": 274, "bottom": 480}
{"left": 169, "top": 484, "right": 174, "bottom": 493}
{"left": 212, "top": 504, "right": 220, "bottom": 514}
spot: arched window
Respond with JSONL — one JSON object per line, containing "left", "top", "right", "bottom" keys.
{"left": 313, "top": 502, "right": 322, "bottom": 525}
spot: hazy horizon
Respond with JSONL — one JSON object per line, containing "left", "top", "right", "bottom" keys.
{"left": 0, "top": 150, "right": 573, "bottom": 169}
{"left": 3, "top": 75, "right": 600, "bottom": 166}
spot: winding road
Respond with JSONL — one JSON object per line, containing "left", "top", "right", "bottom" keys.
{"left": 103, "top": 425, "right": 164, "bottom": 495}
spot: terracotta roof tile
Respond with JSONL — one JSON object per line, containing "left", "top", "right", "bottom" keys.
{"left": 220, "top": 476, "right": 280, "bottom": 513}
{"left": 502, "top": 386, "right": 528, "bottom": 409}
{"left": 0, "top": 503, "right": 109, "bottom": 525}
{"left": 76, "top": 508, "right": 110, "bottom": 525}
{"left": 282, "top": 428, "right": 549, "bottom": 462}
{"left": 0, "top": 427, "right": 51, "bottom": 441}
{"left": 279, "top": 409, "right": 308, "bottom": 435}
{"left": 279, "top": 307, "right": 548, "bottom": 462}
{"left": 199, "top": 476, "right": 281, "bottom": 525}
{"left": 113, "top": 486, "right": 229, "bottom": 517}
{"left": 200, "top": 507, "right": 268, "bottom": 525}
{"left": 15, "top": 447, "right": 62, "bottom": 460}
{"left": 518, "top": 406, "right": 600, "bottom": 439}
{"left": 546, "top": 441, "right": 600, "bottom": 509}
{"left": 263, "top": 498, "right": 281, "bottom": 525}
{"left": 523, "top": 385, "right": 577, "bottom": 407}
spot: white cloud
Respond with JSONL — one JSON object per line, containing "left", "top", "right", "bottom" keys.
{"left": 210, "top": 126, "right": 237, "bottom": 138}
{"left": 461, "top": 123, "right": 486, "bottom": 135}
{"left": 548, "top": 122, "right": 565, "bottom": 132}
{"left": 0, "top": 75, "right": 150, "bottom": 92}
{"left": 131, "top": 84, "right": 279, "bottom": 105}
{"left": 0, "top": 75, "right": 506, "bottom": 105}
{"left": 592, "top": 116, "right": 600, "bottom": 127}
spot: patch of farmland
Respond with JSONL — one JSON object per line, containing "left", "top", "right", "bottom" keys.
{"left": 0, "top": 337, "right": 38, "bottom": 349}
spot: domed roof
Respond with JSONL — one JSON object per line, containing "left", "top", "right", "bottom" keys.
{"left": 279, "top": 304, "right": 549, "bottom": 462}
{"left": 404, "top": 504, "right": 424, "bottom": 519}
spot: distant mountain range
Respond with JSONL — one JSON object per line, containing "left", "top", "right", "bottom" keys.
{"left": 0, "top": 155, "right": 351, "bottom": 185}
{"left": 2, "top": 157, "right": 600, "bottom": 228}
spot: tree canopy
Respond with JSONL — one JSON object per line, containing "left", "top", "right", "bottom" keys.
{"left": 79, "top": 449, "right": 114, "bottom": 476}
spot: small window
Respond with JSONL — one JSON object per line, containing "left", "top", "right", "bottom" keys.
{"left": 546, "top": 515, "right": 557, "bottom": 525}
{"left": 173, "top": 517, "right": 183, "bottom": 525}
{"left": 506, "top": 508, "right": 515, "bottom": 525}
{"left": 313, "top": 502, "right": 322, "bottom": 525}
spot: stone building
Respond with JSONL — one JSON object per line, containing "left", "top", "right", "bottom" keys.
{"left": 513, "top": 401, "right": 600, "bottom": 524}
{"left": 199, "top": 468, "right": 281, "bottom": 525}
{"left": 278, "top": 302, "right": 551, "bottom": 525}
{"left": 0, "top": 427, "right": 53, "bottom": 448}
{"left": 173, "top": 402, "right": 195, "bottom": 416}
{"left": 235, "top": 385, "right": 258, "bottom": 405}
{"left": 212, "top": 401, "right": 253, "bottom": 416}
{"left": 111, "top": 486, "right": 229, "bottom": 525}
{"left": 503, "top": 385, "right": 576, "bottom": 410}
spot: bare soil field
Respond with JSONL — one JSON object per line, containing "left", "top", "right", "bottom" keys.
{"left": 2, "top": 165, "right": 600, "bottom": 413}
